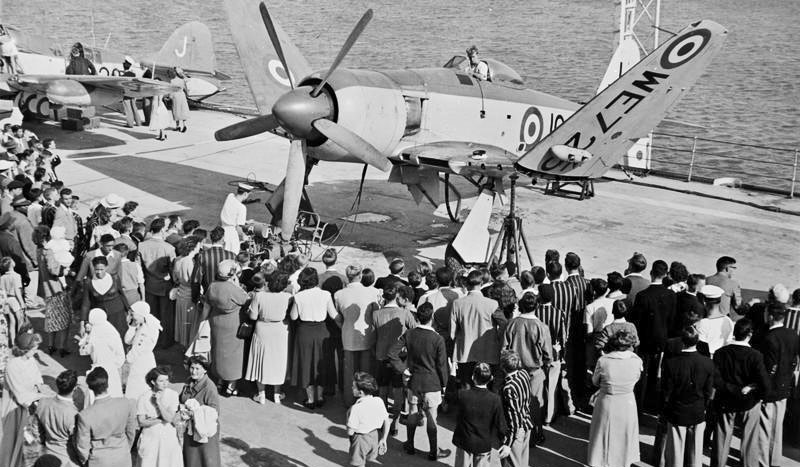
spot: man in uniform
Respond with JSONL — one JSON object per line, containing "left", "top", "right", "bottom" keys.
{"left": 120, "top": 56, "right": 142, "bottom": 127}
{"left": 219, "top": 183, "right": 252, "bottom": 253}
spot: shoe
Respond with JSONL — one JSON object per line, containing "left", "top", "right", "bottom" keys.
{"left": 253, "top": 393, "right": 266, "bottom": 405}
{"left": 47, "top": 346, "right": 56, "bottom": 355}
{"left": 315, "top": 397, "right": 325, "bottom": 408}
{"left": 389, "top": 427, "right": 398, "bottom": 437}
{"left": 59, "top": 349, "right": 71, "bottom": 358}
{"left": 223, "top": 386, "right": 238, "bottom": 397}
{"left": 428, "top": 448, "right": 451, "bottom": 461}
{"left": 181, "top": 126, "right": 187, "bottom": 133}
{"left": 273, "top": 394, "right": 282, "bottom": 404}
{"left": 303, "top": 401, "right": 315, "bottom": 410}
{"left": 403, "top": 442, "right": 415, "bottom": 455}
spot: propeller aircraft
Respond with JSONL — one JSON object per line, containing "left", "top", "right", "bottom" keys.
{"left": 216, "top": 0, "right": 727, "bottom": 266}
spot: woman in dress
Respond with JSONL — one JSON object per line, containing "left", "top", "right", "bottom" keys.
{"left": 88, "top": 205, "right": 120, "bottom": 249}
{"left": 149, "top": 94, "right": 172, "bottom": 141}
{"left": 125, "top": 301, "right": 160, "bottom": 401}
{"left": 290, "top": 267, "right": 337, "bottom": 409}
{"left": 245, "top": 273, "right": 291, "bottom": 404}
{"left": 180, "top": 356, "right": 221, "bottom": 467}
{"left": 34, "top": 225, "right": 71, "bottom": 357}
{"left": 587, "top": 330, "right": 642, "bottom": 467}
{"left": 0, "top": 332, "right": 44, "bottom": 467}
{"left": 78, "top": 308, "right": 125, "bottom": 401}
{"left": 81, "top": 256, "right": 130, "bottom": 337}
{"left": 135, "top": 366, "right": 182, "bottom": 467}
{"left": 169, "top": 67, "right": 190, "bottom": 133}
{"left": 206, "top": 259, "right": 248, "bottom": 396}
{"left": 173, "top": 236, "right": 201, "bottom": 347}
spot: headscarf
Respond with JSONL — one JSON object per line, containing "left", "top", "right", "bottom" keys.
{"left": 217, "top": 259, "right": 238, "bottom": 280}
{"left": 86, "top": 308, "right": 125, "bottom": 367}
{"left": 130, "top": 300, "right": 162, "bottom": 332}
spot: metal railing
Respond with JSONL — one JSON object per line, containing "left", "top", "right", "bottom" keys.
{"left": 646, "top": 132, "right": 799, "bottom": 198}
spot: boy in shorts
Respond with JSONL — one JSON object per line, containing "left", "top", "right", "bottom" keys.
{"left": 347, "top": 372, "right": 391, "bottom": 467}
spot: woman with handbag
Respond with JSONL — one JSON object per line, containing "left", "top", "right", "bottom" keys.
{"left": 206, "top": 260, "right": 249, "bottom": 397}
{"left": 124, "top": 301, "right": 161, "bottom": 401}
{"left": 35, "top": 225, "right": 72, "bottom": 357}
{"left": 245, "top": 273, "right": 291, "bottom": 404}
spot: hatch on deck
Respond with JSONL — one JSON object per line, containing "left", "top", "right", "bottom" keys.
{"left": 443, "top": 55, "right": 524, "bottom": 85}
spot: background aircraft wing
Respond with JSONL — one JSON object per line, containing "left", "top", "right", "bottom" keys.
{"left": 9, "top": 75, "right": 180, "bottom": 98}
{"left": 515, "top": 20, "right": 727, "bottom": 179}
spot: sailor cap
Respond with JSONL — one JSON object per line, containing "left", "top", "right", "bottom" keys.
{"left": 237, "top": 183, "right": 254, "bottom": 192}
{"left": 123, "top": 56, "right": 135, "bottom": 65}
{"left": 700, "top": 284, "right": 724, "bottom": 300}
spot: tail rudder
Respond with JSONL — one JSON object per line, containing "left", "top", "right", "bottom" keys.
{"left": 223, "top": 0, "right": 311, "bottom": 114}
{"left": 149, "top": 21, "right": 216, "bottom": 74}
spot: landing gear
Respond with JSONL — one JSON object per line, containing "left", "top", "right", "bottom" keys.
{"left": 487, "top": 173, "right": 534, "bottom": 271}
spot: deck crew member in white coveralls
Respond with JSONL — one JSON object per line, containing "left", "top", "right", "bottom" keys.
{"left": 219, "top": 183, "right": 252, "bottom": 253}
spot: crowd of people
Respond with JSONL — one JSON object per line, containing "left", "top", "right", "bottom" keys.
{"left": 0, "top": 125, "right": 796, "bottom": 467}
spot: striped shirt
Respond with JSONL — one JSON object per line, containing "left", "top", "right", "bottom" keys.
{"left": 191, "top": 245, "right": 236, "bottom": 302}
{"left": 535, "top": 303, "right": 567, "bottom": 360}
{"left": 564, "top": 274, "right": 591, "bottom": 333}
{"left": 501, "top": 369, "right": 533, "bottom": 445}
{"left": 550, "top": 280, "right": 577, "bottom": 332}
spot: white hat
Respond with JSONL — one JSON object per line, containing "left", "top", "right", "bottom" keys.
{"left": 123, "top": 56, "right": 135, "bottom": 65}
{"left": 0, "top": 160, "right": 14, "bottom": 171}
{"left": 100, "top": 193, "right": 125, "bottom": 209}
{"left": 770, "top": 284, "right": 790, "bottom": 304}
{"left": 237, "top": 183, "right": 254, "bottom": 192}
{"left": 217, "top": 259, "right": 239, "bottom": 279}
{"left": 700, "top": 284, "right": 724, "bottom": 300}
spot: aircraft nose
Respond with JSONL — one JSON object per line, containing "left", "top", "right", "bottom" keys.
{"left": 272, "top": 86, "right": 333, "bottom": 139}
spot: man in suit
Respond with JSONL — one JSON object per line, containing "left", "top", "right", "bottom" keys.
{"left": 712, "top": 318, "right": 770, "bottom": 467}
{"left": 624, "top": 252, "right": 651, "bottom": 309}
{"left": 482, "top": 262, "right": 517, "bottom": 322}
{"left": 451, "top": 270, "right": 502, "bottom": 389}
{"left": 75, "top": 367, "right": 136, "bottom": 467}
{"left": 388, "top": 302, "right": 450, "bottom": 461}
{"left": 631, "top": 259, "right": 676, "bottom": 412}
{"left": 138, "top": 218, "right": 176, "bottom": 348}
{"left": 661, "top": 326, "right": 715, "bottom": 467}
{"left": 36, "top": 370, "right": 80, "bottom": 467}
{"left": 374, "top": 257, "right": 408, "bottom": 290}
{"left": 452, "top": 363, "right": 509, "bottom": 467}
{"left": 318, "top": 248, "right": 348, "bottom": 396}
{"left": 758, "top": 303, "right": 800, "bottom": 467}
{"left": 706, "top": 255, "right": 742, "bottom": 317}
{"left": 674, "top": 273, "right": 706, "bottom": 336}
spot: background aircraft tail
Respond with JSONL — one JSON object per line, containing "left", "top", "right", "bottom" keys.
{"left": 222, "top": 0, "right": 312, "bottom": 115}
{"left": 143, "top": 21, "right": 217, "bottom": 76}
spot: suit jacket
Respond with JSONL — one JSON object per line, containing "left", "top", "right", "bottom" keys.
{"left": 319, "top": 269, "right": 347, "bottom": 296}
{"left": 631, "top": 283, "right": 676, "bottom": 353}
{"left": 452, "top": 387, "right": 507, "bottom": 454}
{"left": 624, "top": 273, "right": 650, "bottom": 309}
{"left": 374, "top": 273, "right": 408, "bottom": 290}
{"left": 0, "top": 230, "right": 30, "bottom": 284}
{"left": 760, "top": 326, "right": 800, "bottom": 402}
{"left": 8, "top": 210, "right": 37, "bottom": 270}
{"left": 75, "top": 396, "right": 136, "bottom": 467}
{"left": 661, "top": 351, "right": 715, "bottom": 426}
{"left": 713, "top": 343, "right": 770, "bottom": 412}
{"left": 388, "top": 327, "right": 448, "bottom": 393}
{"left": 450, "top": 291, "right": 501, "bottom": 364}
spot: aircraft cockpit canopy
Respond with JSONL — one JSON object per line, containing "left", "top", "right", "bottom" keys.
{"left": 443, "top": 55, "right": 524, "bottom": 85}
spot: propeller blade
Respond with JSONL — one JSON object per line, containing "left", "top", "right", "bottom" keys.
{"left": 280, "top": 139, "right": 306, "bottom": 241}
{"left": 312, "top": 118, "right": 391, "bottom": 172}
{"left": 214, "top": 114, "right": 280, "bottom": 141}
{"left": 310, "top": 9, "right": 373, "bottom": 97}
{"left": 259, "top": 2, "right": 295, "bottom": 89}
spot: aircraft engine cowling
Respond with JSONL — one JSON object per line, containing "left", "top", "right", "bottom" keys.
{"left": 45, "top": 80, "right": 122, "bottom": 107}
{"left": 299, "top": 69, "right": 406, "bottom": 163}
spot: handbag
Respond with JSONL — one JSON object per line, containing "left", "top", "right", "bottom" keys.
{"left": 236, "top": 320, "right": 254, "bottom": 340}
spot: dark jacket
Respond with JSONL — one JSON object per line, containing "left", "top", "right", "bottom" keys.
{"left": 713, "top": 343, "right": 770, "bottom": 412}
{"left": 374, "top": 274, "right": 408, "bottom": 291}
{"left": 631, "top": 283, "right": 676, "bottom": 353}
{"left": 760, "top": 326, "right": 800, "bottom": 402}
{"left": 0, "top": 229, "right": 30, "bottom": 285}
{"left": 674, "top": 291, "right": 705, "bottom": 335}
{"left": 661, "top": 350, "right": 715, "bottom": 426}
{"left": 453, "top": 387, "right": 507, "bottom": 454}
{"left": 388, "top": 327, "right": 448, "bottom": 393}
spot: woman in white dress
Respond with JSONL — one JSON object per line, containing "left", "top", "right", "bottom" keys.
{"left": 78, "top": 308, "right": 125, "bottom": 402}
{"left": 125, "top": 301, "right": 161, "bottom": 401}
{"left": 135, "top": 366, "right": 183, "bottom": 467}
{"left": 149, "top": 94, "right": 172, "bottom": 141}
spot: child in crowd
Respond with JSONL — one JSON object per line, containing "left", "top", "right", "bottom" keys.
{"left": 0, "top": 256, "right": 24, "bottom": 342}
{"left": 347, "top": 372, "right": 390, "bottom": 467}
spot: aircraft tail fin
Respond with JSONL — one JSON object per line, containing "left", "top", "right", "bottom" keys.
{"left": 146, "top": 22, "right": 217, "bottom": 75}
{"left": 596, "top": 32, "right": 641, "bottom": 94}
{"left": 223, "top": 0, "right": 312, "bottom": 115}
{"left": 515, "top": 20, "right": 727, "bottom": 180}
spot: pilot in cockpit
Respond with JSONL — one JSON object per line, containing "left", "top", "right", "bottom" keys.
{"left": 464, "top": 45, "right": 492, "bottom": 81}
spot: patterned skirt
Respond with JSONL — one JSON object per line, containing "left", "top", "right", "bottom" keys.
{"left": 44, "top": 292, "right": 71, "bottom": 333}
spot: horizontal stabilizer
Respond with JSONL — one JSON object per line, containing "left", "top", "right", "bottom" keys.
{"left": 516, "top": 20, "right": 727, "bottom": 180}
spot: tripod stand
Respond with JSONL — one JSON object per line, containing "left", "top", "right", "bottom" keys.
{"left": 486, "top": 173, "right": 533, "bottom": 272}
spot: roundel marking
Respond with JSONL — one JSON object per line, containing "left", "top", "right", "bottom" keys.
{"left": 268, "top": 59, "right": 294, "bottom": 87}
{"left": 660, "top": 28, "right": 711, "bottom": 70}
{"left": 519, "top": 106, "right": 543, "bottom": 152}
